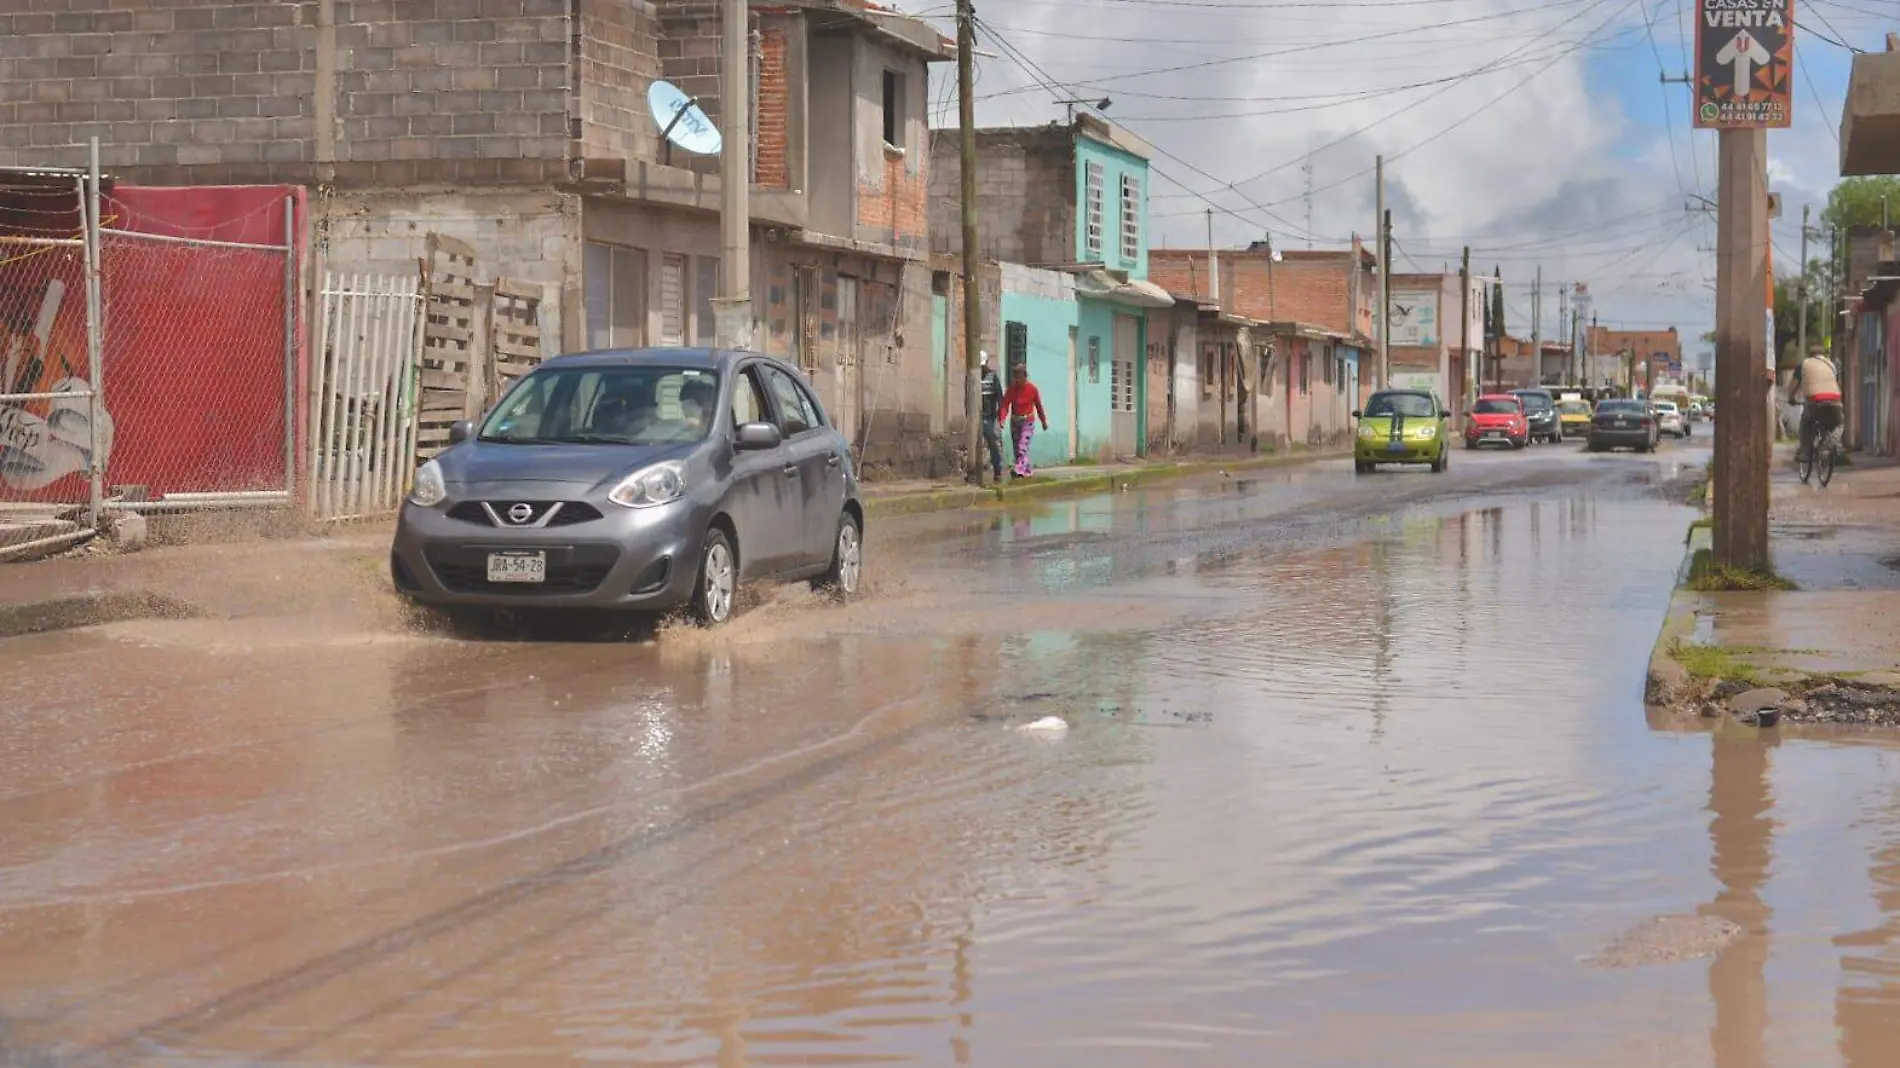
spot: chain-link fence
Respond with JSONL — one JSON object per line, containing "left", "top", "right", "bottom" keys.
{"left": 1, "top": 193, "right": 102, "bottom": 556}
{"left": 2, "top": 152, "right": 298, "bottom": 555}
{"left": 97, "top": 228, "right": 295, "bottom": 511}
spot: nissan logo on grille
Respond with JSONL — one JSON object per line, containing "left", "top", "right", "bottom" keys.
{"left": 507, "top": 503, "right": 535, "bottom": 525}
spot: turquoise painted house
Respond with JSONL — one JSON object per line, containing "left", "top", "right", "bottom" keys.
{"left": 931, "top": 113, "right": 1173, "bottom": 466}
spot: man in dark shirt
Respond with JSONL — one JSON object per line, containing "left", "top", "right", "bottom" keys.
{"left": 978, "top": 351, "right": 1004, "bottom": 482}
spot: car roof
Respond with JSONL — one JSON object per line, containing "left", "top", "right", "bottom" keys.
{"left": 1476, "top": 393, "right": 1520, "bottom": 401}
{"left": 1369, "top": 388, "right": 1433, "bottom": 398}
{"left": 1510, "top": 388, "right": 1552, "bottom": 395}
{"left": 537, "top": 347, "right": 755, "bottom": 372}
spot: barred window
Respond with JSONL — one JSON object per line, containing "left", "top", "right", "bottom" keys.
{"left": 1119, "top": 173, "right": 1141, "bottom": 265}
{"left": 1084, "top": 161, "right": 1105, "bottom": 261}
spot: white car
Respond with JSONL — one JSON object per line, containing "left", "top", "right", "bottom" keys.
{"left": 1652, "top": 401, "right": 1687, "bottom": 438}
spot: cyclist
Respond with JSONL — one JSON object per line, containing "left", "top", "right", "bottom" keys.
{"left": 1791, "top": 344, "right": 1844, "bottom": 467}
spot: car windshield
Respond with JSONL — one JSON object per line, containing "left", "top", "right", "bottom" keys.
{"left": 1597, "top": 400, "right": 1644, "bottom": 414}
{"left": 1364, "top": 392, "right": 1436, "bottom": 418}
{"left": 479, "top": 365, "right": 721, "bottom": 445}
{"left": 1514, "top": 393, "right": 1554, "bottom": 411}
{"left": 1558, "top": 401, "right": 1592, "bottom": 415}
{"left": 1653, "top": 402, "right": 1678, "bottom": 413}
{"left": 1473, "top": 398, "right": 1520, "bottom": 415}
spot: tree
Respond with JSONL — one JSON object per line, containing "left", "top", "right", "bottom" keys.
{"left": 1824, "top": 176, "right": 1900, "bottom": 233}
{"left": 1773, "top": 258, "right": 1831, "bottom": 368}
{"left": 1491, "top": 265, "right": 1505, "bottom": 341}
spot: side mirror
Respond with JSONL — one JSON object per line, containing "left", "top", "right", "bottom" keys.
{"left": 448, "top": 419, "right": 474, "bottom": 445}
{"left": 1350, "top": 410, "right": 1361, "bottom": 419}
{"left": 734, "top": 421, "right": 784, "bottom": 451}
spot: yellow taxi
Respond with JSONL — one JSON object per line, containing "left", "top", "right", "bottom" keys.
{"left": 1556, "top": 397, "right": 1594, "bottom": 439}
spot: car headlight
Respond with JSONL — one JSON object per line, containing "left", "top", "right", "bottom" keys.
{"left": 608, "top": 460, "right": 687, "bottom": 508}
{"left": 1414, "top": 425, "right": 1436, "bottom": 438}
{"left": 408, "top": 459, "right": 446, "bottom": 507}
{"left": 1358, "top": 424, "right": 1380, "bottom": 439}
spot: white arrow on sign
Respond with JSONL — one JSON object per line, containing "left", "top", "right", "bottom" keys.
{"left": 1715, "top": 30, "right": 1770, "bottom": 97}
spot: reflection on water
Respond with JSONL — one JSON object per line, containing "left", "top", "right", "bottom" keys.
{"left": 9, "top": 475, "right": 1900, "bottom": 1065}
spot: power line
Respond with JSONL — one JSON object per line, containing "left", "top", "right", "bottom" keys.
{"left": 973, "top": 15, "right": 1340, "bottom": 244}
{"left": 980, "top": 0, "right": 1600, "bottom": 99}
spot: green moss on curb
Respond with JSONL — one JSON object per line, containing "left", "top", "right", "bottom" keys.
{"left": 1669, "top": 638, "right": 1770, "bottom": 686}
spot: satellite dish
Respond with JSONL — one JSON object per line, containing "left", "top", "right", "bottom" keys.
{"left": 648, "top": 80, "right": 722, "bottom": 157}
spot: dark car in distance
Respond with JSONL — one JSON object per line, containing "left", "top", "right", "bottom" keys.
{"left": 1586, "top": 398, "right": 1660, "bottom": 453}
{"left": 391, "top": 348, "right": 864, "bottom": 627}
{"left": 1510, "top": 389, "right": 1562, "bottom": 444}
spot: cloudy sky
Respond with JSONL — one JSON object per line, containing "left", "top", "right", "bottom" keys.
{"left": 910, "top": 0, "right": 1889, "bottom": 363}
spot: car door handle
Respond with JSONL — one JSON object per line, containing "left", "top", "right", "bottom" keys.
{"left": 783, "top": 464, "right": 799, "bottom": 477}
{"left": 826, "top": 454, "right": 840, "bottom": 467}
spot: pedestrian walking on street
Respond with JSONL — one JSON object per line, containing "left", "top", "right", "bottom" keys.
{"left": 978, "top": 352, "right": 1005, "bottom": 482}
{"left": 999, "top": 364, "right": 1048, "bottom": 478}
{"left": 1792, "top": 344, "right": 1844, "bottom": 466}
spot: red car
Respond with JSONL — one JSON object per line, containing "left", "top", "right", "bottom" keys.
{"left": 1464, "top": 394, "right": 1530, "bottom": 450}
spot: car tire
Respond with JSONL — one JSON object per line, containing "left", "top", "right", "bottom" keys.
{"left": 1431, "top": 450, "right": 1447, "bottom": 473}
{"left": 812, "top": 510, "right": 863, "bottom": 599}
{"left": 690, "top": 527, "right": 738, "bottom": 626}
{"left": 1354, "top": 460, "right": 1371, "bottom": 475}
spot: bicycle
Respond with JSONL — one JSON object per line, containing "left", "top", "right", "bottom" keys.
{"left": 1796, "top": 419, "right": 1843, "bottom": 488}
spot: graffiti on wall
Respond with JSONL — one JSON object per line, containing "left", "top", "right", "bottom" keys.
{"left": 1, "top": 271, "right": 114, "bottom": 495}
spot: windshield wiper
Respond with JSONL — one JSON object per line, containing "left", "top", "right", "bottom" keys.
{"left": 478, "top": 434, "right": 560, "bottom": 444}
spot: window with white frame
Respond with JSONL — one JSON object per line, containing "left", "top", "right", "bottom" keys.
{"left": 1084, "top": 161, "right": 1105, "bottom": 261}
{"left": 1119, "top": 173, "right": 1140, "bottom": 265}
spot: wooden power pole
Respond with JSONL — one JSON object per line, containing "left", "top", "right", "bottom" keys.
{"left": 1458, "top": 246, "right": 1470, "bottom": 410}
{"left": 1712, "top": 128, "right": 1771, "bottom": 571}
{"left": 956, "top": 0, "right": 984, "bottom": 485}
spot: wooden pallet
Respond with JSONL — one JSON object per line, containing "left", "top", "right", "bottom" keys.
{"left": 415, "top": 233, "right": 479, "bottom": 460}
{"left": 488, "top": 278, "right": 544, "bottom": 397}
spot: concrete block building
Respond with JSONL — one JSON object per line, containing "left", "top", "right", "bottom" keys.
{"left": 0, "top": 0, "right": 963, "bottom": 478}
{"left": 928, "top": 114, "right": 1170, "bottom": 463}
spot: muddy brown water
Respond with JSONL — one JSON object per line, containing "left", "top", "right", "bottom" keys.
{"left": 6, "top": 445, "right": 1900, "bottom": 1066}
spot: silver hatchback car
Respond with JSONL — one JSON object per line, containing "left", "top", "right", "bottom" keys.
{"left": 391, "top": 348, "right": 863, "bottom": 625}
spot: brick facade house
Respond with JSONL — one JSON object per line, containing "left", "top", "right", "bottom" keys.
{"left": 1148, "top": 244, "right": 1372, "bottom": 449}
{"left": 0, "top": 0, "right": 960, "bottom": 478}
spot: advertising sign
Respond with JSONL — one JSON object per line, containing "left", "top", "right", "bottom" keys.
{"left": 1694, "top": 0, "right": 1794, "bottom": 129}
{"left": 1390, "top": 372, "right": 1444, "bottom": 398}
{"left": 1388, "top": 290, "right": 1438, "bottom": 347}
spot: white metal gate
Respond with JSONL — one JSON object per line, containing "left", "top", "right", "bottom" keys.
{"left": 310, "top": 272, "right": 423, "bottom": 521}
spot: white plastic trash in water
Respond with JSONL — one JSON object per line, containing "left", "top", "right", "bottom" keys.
{"left": 1017, "top": 716, "right": 1069, "bottom": 734}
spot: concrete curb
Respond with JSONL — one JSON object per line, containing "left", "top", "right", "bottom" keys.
{"left": 862, "top": 449, "right": 1346, "bottom": 520}
{"left": 1644, "top": 524, "right": 1709, "bottom": 710}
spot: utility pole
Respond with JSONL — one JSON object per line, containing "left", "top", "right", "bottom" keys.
{"left": 1558, "top": 283, "right": 1569, "bottom": 386}
{"left": 1796, "top": 202, "right": 1811, "bottom": 360}
{"left": 1375, "top": 154, "right": 1388, "bottom": 386}
{"left": 715, "top": 0, "right": 753, "bottom": 349}
{"left": 1206, "top": 208, "right": 1219, "bottom": 305}
{"left": 1531, "top": 265, "right": 1542, "bottom": 386}
{"left": 1458, "top": 246, "right": 1470, "bottom": 412}
{"left": 1712, "top": 128, "right": 1771, "bottom": 571}
{"left": 957, "top": 0, "right": 984, "bottom": 485}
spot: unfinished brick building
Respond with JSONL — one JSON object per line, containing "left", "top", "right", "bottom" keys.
{"left": 0, "top": 0, "right": 960, "bottom": 477}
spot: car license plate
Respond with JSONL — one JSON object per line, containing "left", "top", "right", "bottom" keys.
{"left": 1485, "top": 431, "right": 1504, "bottom": 439}
{"left": 1386, "top": 441, "right": 1405, "bottom": 451}
{"left": 487, "top": 550, "right": 546, "bottom": 583}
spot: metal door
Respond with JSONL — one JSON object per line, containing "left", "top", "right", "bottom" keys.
{"left": 1067, "top": 326, "right": 1080, "bottom": 458}
{"left": 1110, "top": 314, "right": 1139, "bottom": 456}
{"left": 835, "top": 275, "right": 861, "bottom": 449}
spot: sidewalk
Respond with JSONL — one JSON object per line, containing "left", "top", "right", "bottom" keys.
{"left": 1649, "top": 451, "right": 1900, "bottom": 729}
{"left": 859, "top": 445, "right": 1344, "bottom": 517}
{"left": 0, "top": 446, "right": 1345, "bottom": 638}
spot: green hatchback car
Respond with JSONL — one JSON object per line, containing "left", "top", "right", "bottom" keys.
{"left": 1353, "top": 389, "right": 1450, "bottom": 474}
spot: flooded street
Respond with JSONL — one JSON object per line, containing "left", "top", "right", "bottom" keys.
{"left": 9, "top": 445, "right": 1900, "bottom": 1066}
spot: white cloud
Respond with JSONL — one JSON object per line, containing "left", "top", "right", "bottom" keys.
{"left": 917, "top": 0, "right": 1864, "bottom": 336}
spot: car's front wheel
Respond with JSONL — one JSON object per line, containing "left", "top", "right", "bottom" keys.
{"left": 813, "top": 511, "right": 863, "bottom": 598}
{"left": 691, "top": 528, "right": 738, "bottom": 626}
